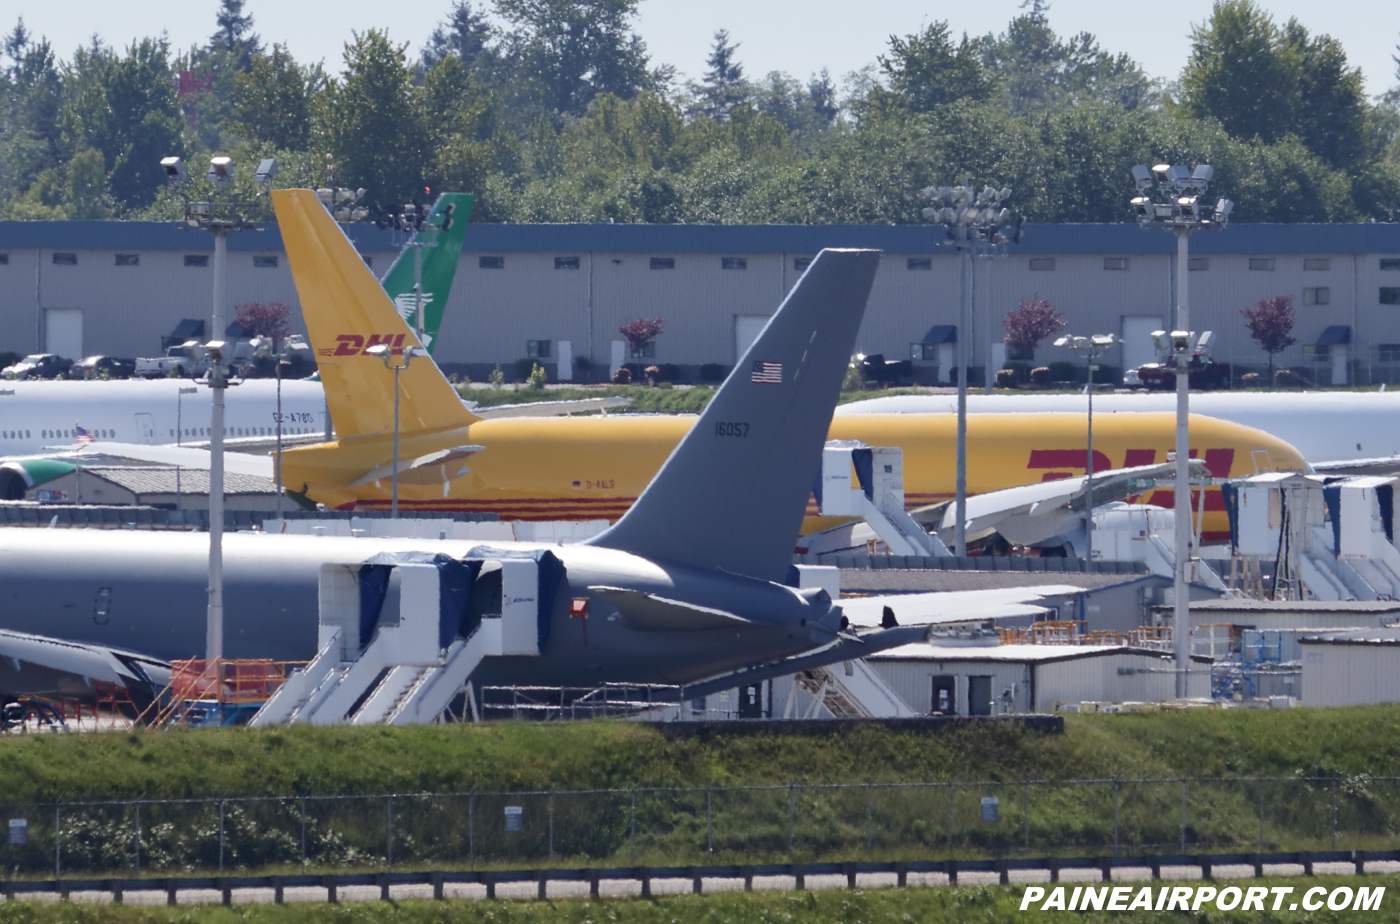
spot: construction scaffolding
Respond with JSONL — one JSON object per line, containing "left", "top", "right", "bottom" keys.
{"left": 144, "top": 659, "right": 304, "bottom": 728}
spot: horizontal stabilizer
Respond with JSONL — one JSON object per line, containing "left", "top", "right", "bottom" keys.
{"left": 348, "top": 445, "right": 485, "bottom": 488}
{"left": 71, "top": 441, "right": 274, "bottom": 479}
{"left": 587, "top": 586, "right": 752, "bottom": 631}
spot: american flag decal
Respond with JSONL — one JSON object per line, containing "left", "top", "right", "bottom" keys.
{"left": 751, "top": 360, "right": 782, "bottom": 384}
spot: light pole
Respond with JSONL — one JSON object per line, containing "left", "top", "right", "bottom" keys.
{"left": 1130, "top": 163, "right": 1233, "bottom": 696}
{"left": 160, "top": 154, "right": 277, "bottom": 661}
{"left": 252, "top": 334, "right": 309, "bottom": 518}
{"left": 1053, "top": 333, "right": 1118, "bottom": 565}
{"left": 367, "top": 343, "right": 427, "bottom": 518}
{"left": 921, "top": 181, "right": 1025, "bottom": 555}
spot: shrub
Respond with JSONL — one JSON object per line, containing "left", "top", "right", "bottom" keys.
{"left": 656, "top": 363, "right": 682, "bottom": 382}
{"left": 1000, "top": 362, "right": 1031, "bottom": 385}
{"left": 995, "top": 368, "right": 1018, "bottom": 388}
{"left": 1030, "top": 366, "right": 1051, "bottom": 386}
{"left": 526, "top": 363, "right": 548, "bottom": 390}
{"left": 1239, "top": 372, "right": 1261, "bottom": 388}
{"left": 611, "top": 366, "right": 632, "bottom": 384}
{"left": 1047, "top": 361, "right": 1077, "bottom": 383}
{"left": 488, "top": 364, "right": 505, "bottom": 386}
{"left": 1091, "top": 364, "right": 1120, "bottom": 385}
{"left": 512, "top": 357, "right": 535, "bottom": 381}
{"left": 701, "top": 363, "right": 729, "bottom": 382}
{"left": 1275, "top": 368, "right": 1311, "bottom": 388}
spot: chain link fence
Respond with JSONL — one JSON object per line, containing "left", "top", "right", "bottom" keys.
{"left": 1, "top": 775, "right": 1393, "bottom": 878}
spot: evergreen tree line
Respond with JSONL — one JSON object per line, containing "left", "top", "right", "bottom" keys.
{"left": 1, "top": 0, "right": 1398, "bottom": 225}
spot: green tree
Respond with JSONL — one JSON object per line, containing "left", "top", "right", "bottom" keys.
{"left": 875, "top": 22, "right": 991, "bottom": 113}
{"left": 228, "top": 45, "right": 323, "bottom": 151}
{"left": 421, "top": 1, "right": 493, "bottom": 70}
{"left": 1180, "top": 0, "right": 1367, "bottom": 172}
{"left": 61, "top": 37, "right": 185, "bottom": 209}
{"left": 493, "top": 0, "right": 654, "bottom": 118}
{"left": 209, "top": 0, "right": 262, "bottom": 69}
{"left": 688, "top": 30, "right": 748, "bottom": 121}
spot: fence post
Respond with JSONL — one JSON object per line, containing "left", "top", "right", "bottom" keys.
{"left": 300, "top": 796, "right": 307, "bottom": 874}
{"left": 387, "top": 795, "right": 394, "bottom": 869}
{"left": 1257, "top": 777, "right": 1265, "bottom": 848}
{"left": 1023, "top": 782, "right": 1029, "bottom": 849}
{"left": 1331, "top": 778, "right": 1338, "bottom": 850}
{"left": 548, "top": 789, "right": 555, "bottom": 865}
{"left": 53, "top": 804, "right": 60, "bottom": 880}
{"left": 866, "top": 783, "right": 873, "bottom": 856}
{"left": 629, "top": 786, "right": 636, "bottom": 861}
{"left": 469, "top": 789, "right": 476, "bottom": 869}
{"left": 1112, "top": 780, "right": 1120, "bottom": 858}
{"left": 1180, "top": 781, "right": 1187, "bottom": 854}
{"left": 947, "top": 782, "right": 953, "bottom": 846}
{"left": 133, "top": 802, "right": 140, "bottom": 877}
{"left": 218, "top": 800, "right": 225, "bottom": 875}
{"left": 706, "top": 788, "right": 713, "bottom": 853}
{"left": 788, "top": 783, "right": 796, "bottom": 854}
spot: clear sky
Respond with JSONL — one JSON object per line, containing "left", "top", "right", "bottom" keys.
{"left": 16, "top": 0, "right": 1400, "bottom": 97}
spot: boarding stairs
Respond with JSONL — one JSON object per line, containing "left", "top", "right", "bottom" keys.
{"left": 250, "top": 558, "right": 542, "bottom": 726}
{"left": 784, "top": 660, "right": 914, "bottom": 719}
{"left": 818, "top": 442, "right": 950, "bottom": 557}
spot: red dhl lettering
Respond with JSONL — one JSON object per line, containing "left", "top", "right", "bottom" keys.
{"left": 329, "top": 333, "right": 407, "bottom": 357}
{"left": 1027, "top": 447, "right": 1235, "bottom": 481}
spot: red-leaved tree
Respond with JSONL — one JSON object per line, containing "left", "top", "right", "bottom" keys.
{"left": 1241, "top": 295, "right": 1297, "bottom": 383}
{"left": 234, "top": 301, "right": 292, "bottom": 342}
{"left": 1003, "top": 298, "right": 1065, "bottom": 359}
{"left": 618, "top": 317, "right": 664, "bottom": 367}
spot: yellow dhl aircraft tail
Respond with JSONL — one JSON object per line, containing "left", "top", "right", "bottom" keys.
{"left": 274, "top": 188, "right": 481, "bottom": 440}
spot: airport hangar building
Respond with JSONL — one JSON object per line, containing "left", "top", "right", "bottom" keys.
{"left": 1, "top": 220, "right": 1399, "bottom": 385}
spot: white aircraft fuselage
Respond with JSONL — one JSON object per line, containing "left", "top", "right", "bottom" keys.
{"left": 835, "top": 391, "right": 1400, "bottom": 464}
{"left": 0, "top": 379, "right": 329, "bottom": 454}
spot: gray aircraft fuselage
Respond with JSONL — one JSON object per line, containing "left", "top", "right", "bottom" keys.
{"left": 0, "top": 528, "right": 839, "bottom": 687}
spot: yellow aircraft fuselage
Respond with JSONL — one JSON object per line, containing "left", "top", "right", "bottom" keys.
{"left": 282, "top": 411, "right": 1305, "bottom": 543}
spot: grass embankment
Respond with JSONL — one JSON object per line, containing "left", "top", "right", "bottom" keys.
{"left": 4, "top": 710, "right": 1400, "bottom": 877}
{"left": 5, "top": 708, "right": 1400, "bottom": 802}
{"left": 456, "top": 385, "right": 716, "bottom": 414}
{"left": 0, "top": 877, "right": 1390, "bottom": 923}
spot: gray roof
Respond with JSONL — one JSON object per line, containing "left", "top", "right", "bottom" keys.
{"left": 840, "top": 569, "right": 1160, "bottom": 595}
{"left": 79, "top": 467, "right": 278, "bottom": 496}
{"left": 0, "top": 220, "right": 1396, "bottom": 256}
{"left": 1299, "top": 628, "right": 1400, "bottom": 645}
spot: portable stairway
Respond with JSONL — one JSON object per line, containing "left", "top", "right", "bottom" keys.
{"left": 250, "top": 556, "right": 543, "bottom": 726}
{"left": 817, "top": 441, "right": 951, "bottom": 557}
{"left": 1229, "top": 473, "right": 1400, "bottom": 601}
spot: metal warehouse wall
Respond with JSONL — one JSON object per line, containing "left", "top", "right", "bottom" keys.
{"left": 1301, "top": 643, "right": 1400, "bottom": 707}
{"left": 1, "top": 221, "right": 1397, "bottom": 377}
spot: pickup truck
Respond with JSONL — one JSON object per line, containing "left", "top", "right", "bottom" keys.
{"left": 136, "top": 341, "right": 210, "bottom": 379}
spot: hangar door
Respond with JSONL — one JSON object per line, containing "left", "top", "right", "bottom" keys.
{"left": 45, "top": 308, "right": 82, "bottom": 361}
{"left": 1120, "top": 316, "right": 1162, "bottom": 378}
{"left": 735, "top": 315, "right": 771, "bottom": 362}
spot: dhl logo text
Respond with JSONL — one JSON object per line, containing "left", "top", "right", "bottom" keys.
{"left": 317, "top": 334, "right": 408, "bottom": 357}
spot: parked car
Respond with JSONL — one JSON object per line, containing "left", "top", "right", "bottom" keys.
{"left": 1132, "top": 359, "right": 1232, "bottom": 390}
{"left": 858, "top": 353, "right": 914, "bottom": 387}
{"left": 68, "top": 356, "right": 136, "bottom": 380}
{"left": 2, "top": 354, "right": 71, "bottom": 380}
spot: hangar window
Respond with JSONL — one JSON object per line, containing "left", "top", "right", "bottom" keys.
{"left": 1304, "top": 257, "right": 1331, "bottom": 271}
{"left": 526, "top": 339, "right": 551, "bottom": 359}
{"left": 184, "top": 255, "right": 209, "bottom": 267}
{"left": 1380, "top": 258, "right": 1400, "bottom": 270}
{"left": 1378, "top": 344, "right": 1400, "bottom": 362}
{"left": 51, "top": 253, "right": 76, "bottom": 266}
{"left": 1382, "top": 287, "right": 1400, "bottom": 305}
{"left": 907, "top": 257, "right": 932, "bottom": 270}
{"left": 721, "top": 257, "right": 747, "bottom": 270}
{"left": 1303, "top": 287, "right": 1330, "bottom": 306}
{"left": 554, "top": 256, "right": 580, "bottom": 270}
{"left": 479, "top": 255, "right": 504, "bottom": 269}
{"left": 1249, "top": 258, "right": 1276, "bottom": 271}
{"left": 650, "top": 257, "right": 675, "bottom": 270}
{"left": 1103, "top": 257, "right": 1129, "bottom": 270}
{"left": 0, "top": 253, "right": 8, "bottom": 264}
{"left": 253, "top": 256, "right": 278, "bottom": 268}
{"left": 1302, "top": 345, "right": 1330, "bottom": 363}
{"left": 1029, "top": 257, "right": 1056, "bottom": 271}
{"left": 115, "top": 253, "right": 139, "bottom": 266}
{"left": 794, "top": 257, "right": 812, "bottom": 271}
{"left": 1188, "top": 257, "right": 1210, "bottom": 271}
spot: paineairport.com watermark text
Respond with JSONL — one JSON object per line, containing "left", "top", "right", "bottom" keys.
{"left": 1020, "top": 884, "right": 1383, "bottom": 912}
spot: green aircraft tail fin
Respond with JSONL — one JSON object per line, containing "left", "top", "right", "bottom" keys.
{"left": 378, "top": 192, "right": 474, "bottom": 355}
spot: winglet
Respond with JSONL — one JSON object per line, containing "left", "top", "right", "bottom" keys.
{"left": 273, "top": 189, "right": 481, "bottom": 440}
{"left": 585, "top": 248, "right": 881, "bottom": 582}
